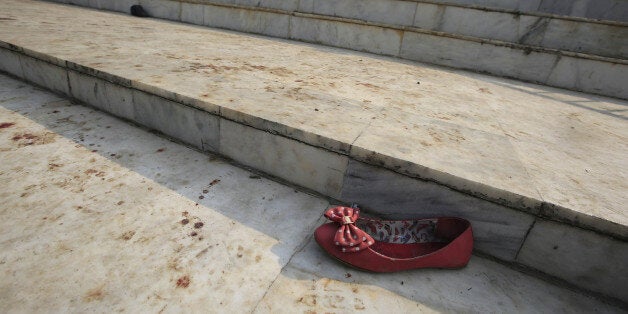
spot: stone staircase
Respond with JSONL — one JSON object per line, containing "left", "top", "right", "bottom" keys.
{"left": 1, "top": 0, "right": 627, "bottom": 306}
{"left": 50, "top": 0, "right": 628, "bottom": 99}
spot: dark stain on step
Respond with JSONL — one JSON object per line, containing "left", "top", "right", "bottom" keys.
{"left": 11, "top": 132, "right": 56, "bottom": 147}
{"left": 120, "top": 230, "right": 135, "bottom": 241}
{"left": 176, "top": 275, "right": 190, "bottom": 288}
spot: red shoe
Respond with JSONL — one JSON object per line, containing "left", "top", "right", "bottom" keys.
{"left": 314, "top": 206, "right": 473, "bottom": 272}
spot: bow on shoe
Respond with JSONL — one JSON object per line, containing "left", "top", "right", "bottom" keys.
{"left": 324, "top": 206, "right": 374, "bottom": 253}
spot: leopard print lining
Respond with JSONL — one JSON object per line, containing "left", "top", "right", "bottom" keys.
{"left": 355, "top": 218, "right": 441, "bottom": 244}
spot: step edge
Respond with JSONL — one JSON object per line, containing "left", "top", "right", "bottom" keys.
{"left": 2, "top": 42, "right": 626, "bottom": 242}
{"left": 183, "top": 0, "right": 628, "bottom": 26}
{"left": 193, "top": 0, "right": 628, "bottom": 62}
{"left": 405, "top": 0, "right": 628, "bottom": 26}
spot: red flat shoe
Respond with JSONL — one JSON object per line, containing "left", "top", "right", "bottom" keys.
{"left": 314, "top": 206, "right": 473, "bottom": 272}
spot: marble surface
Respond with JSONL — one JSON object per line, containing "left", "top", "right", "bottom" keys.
{"left": 412, "top": 3, "right": 627, "bottom": 59}
{"left": 0, "top": 73, "right": 624, "bottom": 312}
{"left": 0, "top": 48, "right": 23, "bottom": 78}
{"left": 517, "top": 219, "right": 628, "bottom": 301}
{"left": 20, "top": 55, "right": 70, "bottom": 95}
{"left": 300, "top": 0, "right": 417, "bottom": 26}
{"left": 0, "top": 74, "right": 329, "bottom": 312}
{"left": 288, "top": 15, "right": 403, "bottom": 56}
{"left": 68, "top": 71, "right": 135, "bottom": 120}
{"left": 41, "top": 0, "right": 628, "bottom": 99}
{"left": 0, "top": 0, "right": 626, "bottom": 239}
{"left": 255, "top": 238, "right": 623, "bottom": 313}
{"left": 424, "top": 0, "right": 628, "bottom": 22}
{"left": 219, "top": 119, "right": 348, "bottom": 198}
{"left": 133, "top": 89, "right": 221, "bottom": 152}
{"left": 139, "top": 0, "right": 181, "bottom": 21}
{"left": 203, "top": 5, "right": 290, "bottom": 38}
{"left": 208, "top": 0, "right": 300, "bottom": 11}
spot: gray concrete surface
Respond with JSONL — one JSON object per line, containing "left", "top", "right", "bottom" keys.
{"left": 43, "top": 0, "right": 628, "bottom": 98}
{"left": 0, "top": 73, "right": 625, "bottom": 313}
{"left": 0, "top": 0, "right": 627, "bottom": 301}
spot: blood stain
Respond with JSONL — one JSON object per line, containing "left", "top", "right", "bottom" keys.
{"left": 181, "top": 218, "right": 189, "bottom": 225}
{"left": 194, "top": 222, "right": 204, "bottom": 229}
{"left": 176, "top": 276, "right": 190, "bottom": 288}
{"left": 0, "top": 122, "right": 15, "bottom": 129}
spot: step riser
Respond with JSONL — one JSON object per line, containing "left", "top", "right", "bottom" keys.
{"left": 299, "top": 0, "right": 626, "bottom": 59}
{"left": 410, "top": 3, "right": 627, "bottom": 59}
{"left": 64, "top": 0, "right": 628, "bottom": 23}
{"left": 2, "top": 46, "right": 627, "bottom": 302}
{"left": 46, "top": 0, "right": 628, "bottom": 100}
{"left": 423, "top": 0, "right": 628, "bottom": 22}
{"left": 57, "top": 0, "right": 628, "bottom": 59}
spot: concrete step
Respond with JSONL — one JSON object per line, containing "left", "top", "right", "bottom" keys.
{"left": 45, "top": 0, "right": 628, "bottom": 99}
{"left": 1, "top": 73, "right": 624, "bottom": 312}
{"left": 1, "top": 0, "right": 627, "bottom": 304}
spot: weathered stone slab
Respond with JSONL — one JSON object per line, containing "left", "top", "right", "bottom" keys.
{"left": 423, "top": 0, "right": 627, "bottom": 22}
{"left": 303, "top": 0, "right": 417, "bottom": 26}
{"left": 547, "top": 56, "right": 628, "bottom": 100}
{"left": 219, "top": 119, "right": 348, "bottom": 198}
{"left": 68, "top": 71, "right": 134, "bottom": 120}
{"left": 203, "top": 4, "right": 290, "bottom": 38}
{"left": 349, "top": 109, "right": 544, "bottom": 213}
{"left": 0, "top": 74, "right": 331, "bottom": 312}
{"left": 517, "top": 219, "right": 628, "bottom": 301}
{"left": 93, "top": 0, "right": 138, "bottom": 13}
{"left": 209, "top": 0, "right": 300, "bottom": 11}
{"left": 255, "top": 238, "right": 622, "bottom": 313}
{"left": 0, "top": 48, "right": 23, "bottom": 78}
{"left": 181, "top": 2, "right": 204, "bottom": 25}
{"left": 289, "top": 15, "right": 403, "bottom": 56}
{"left": 139, "top": 0, "right": 181, "bottom": 21}
{"left": 133, "top": 90, "right": 220, "bottom": 151}
{"left": 20, "top": 56, "right": 69, "bottom": 96}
